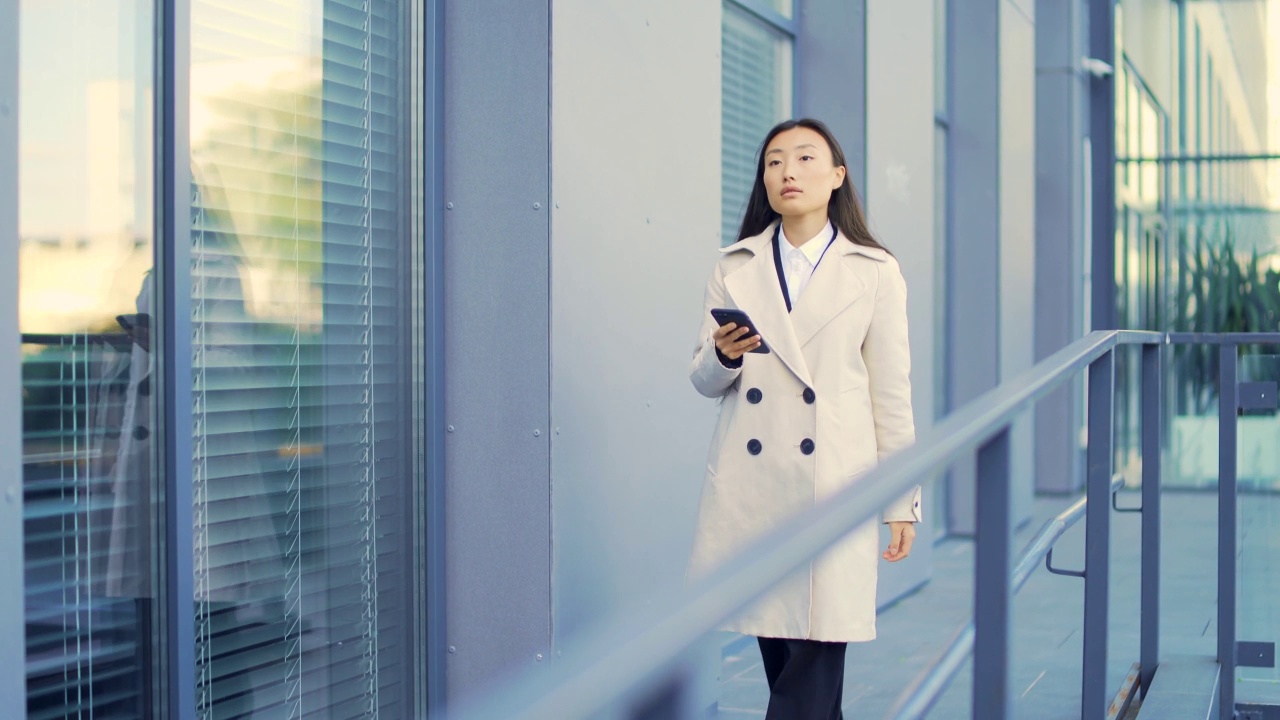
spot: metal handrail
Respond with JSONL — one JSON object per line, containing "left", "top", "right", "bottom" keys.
{"left": 886, "top": 474, "right": 1124, "bottom": 720}
{"left": 446, "top": 329, "right": 1164, "bottom": 720}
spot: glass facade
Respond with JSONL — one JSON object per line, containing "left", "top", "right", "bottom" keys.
{"left": 18, "top": 0, "right": 428, "bottom": 716}
{"left": 1113, "top": 1, "right": 1279, "bottom": 494}
{"left": 188, "top": 0, "right": 421, "bottom": 715}
{"left": 1110, "top": 0, "right": 1279, "bottom": 706}
{"left": 19, "top": 0, "right": 163, "bottom": 716}
{"left": 720, "top": 0, "right": 793, "bottom": 244}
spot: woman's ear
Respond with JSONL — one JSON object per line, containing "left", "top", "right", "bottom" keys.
{"left": 832, "top": 164, "right": 847, "bottom": 190}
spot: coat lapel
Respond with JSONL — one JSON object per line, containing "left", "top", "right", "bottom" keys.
{"left": 722, "top": 228, "right": 813, "bottom": 387}
{"left": 790, "top": 238, "right": 871, "bottom": 348}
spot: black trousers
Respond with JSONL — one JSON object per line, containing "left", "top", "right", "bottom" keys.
{"left": 757, "top": 637, "right": 848, "bottom": 720}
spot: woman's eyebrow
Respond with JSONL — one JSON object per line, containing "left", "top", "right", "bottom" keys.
{"left": 766, "top": 143, "right": 819, "bottom": 155}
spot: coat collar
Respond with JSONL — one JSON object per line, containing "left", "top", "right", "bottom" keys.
{"left": 720, "top": 220, "right": 891, "bottom": 262}
{"left": 721, "top": 221, "right": 881, "bottom": 386}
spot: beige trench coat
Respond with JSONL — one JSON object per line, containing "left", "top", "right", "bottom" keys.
{"left": 687, "top": 221, "right": 921, "bottom": 643}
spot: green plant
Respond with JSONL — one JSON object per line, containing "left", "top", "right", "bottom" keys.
{"left": 1173, "top": 223, "right": 1280, "bottom": 414}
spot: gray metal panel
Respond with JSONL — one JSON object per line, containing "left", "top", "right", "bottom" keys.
{"left": 863, "top": 0, "right": 936, "bottom": 605}
{"left": 797, "top": 0, "right": 865, "bottom": 189}
{"left": 946, "top": 0, "right": 1001, "bottom": 534}
{"left": 546, "top": 3, "right": 723, "bottom": 713}
{"left": 0, "top": 0, "right": 25, "bottom": 714}
{"left": 160, "top": 0, "right": 196, "bottom": 717}
{"left": 547, "top": 0, "right": 720, "bottom": 636}
{"left": 442, "top": 0, "right": 553, "bottom": 702}
{"left": 998, "top": 1, "right": 1036, "bottom": 530}
{"left": 1034, "top": 0, "right": 1088, "bottom": 493}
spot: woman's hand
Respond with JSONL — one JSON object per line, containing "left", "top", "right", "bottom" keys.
{"left": 713, "top": 323, "right": 761, "bottom": 361}
{"left": 883, "top": 521, "right": 916, "bottom": 562}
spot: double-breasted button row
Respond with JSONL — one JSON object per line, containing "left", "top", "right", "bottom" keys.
{"left": 745, "top": 438, "right": 817, "bottom": 456}
{"left": 745, "top": 387, "right": 816, "bottom": 404}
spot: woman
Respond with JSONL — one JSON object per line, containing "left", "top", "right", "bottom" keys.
{"left": 687, "top": 118, "right": 921, "bottom": 719}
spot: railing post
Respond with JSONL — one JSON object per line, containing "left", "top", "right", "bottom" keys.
{"left": 1140, "top": 342, "right": 1162, "bottom": 696}
{"left": 1082, "top": 350, "right": 1114, "bottom": 719}
{"left": 1218, "top": 344, "right": 1238, "bottom": 720}
{"left": 973, "top": 427, "right": 1013, "bottom": 720}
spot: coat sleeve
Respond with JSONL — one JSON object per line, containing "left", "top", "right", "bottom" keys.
{"left": 862, "top": 257, "right": 922, "bottom": 523}
{"left": 690, "top": 259, "right": 743, "bottom": 398}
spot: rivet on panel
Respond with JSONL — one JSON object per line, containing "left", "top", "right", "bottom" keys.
{"left": 447, "top": 425, "right": 455, "bottom": 433}
{"left": 446, "top": 202, "right": 454, "bottom": 209}
{"left": 533, "top": 429, "right": 541, "bottom": 437}
{"left": 533, "top": 202, "right": 541, "bottom": 210}
{"left": 448, "top": 646, "right": 457, "bottom": 654}
{"left": 536, "top": 654, "right": 544, "bottom": 662}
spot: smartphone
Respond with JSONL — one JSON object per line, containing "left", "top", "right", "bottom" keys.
{"left": 710, "top": 307, "right": 770, "bottom": 354}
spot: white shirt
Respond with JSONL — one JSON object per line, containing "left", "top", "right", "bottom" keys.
{"left": 777, "top": 221, "right": 835, "bottom": 304}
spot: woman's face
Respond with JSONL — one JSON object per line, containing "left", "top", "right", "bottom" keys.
{"left": 762, "top": 127, "right": 846, "bottom": 218}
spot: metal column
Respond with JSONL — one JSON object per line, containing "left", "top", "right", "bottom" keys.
{"left": 973, "top": 428, "right": 1014, "bottom": 719}
{"left": 1088, "top": 0, "right": 1116, "bottom": 331}
{"left": 0, "top": 0, "right": 27, "bottom": 713}
{"left": 1140, "top": 343, "right": 1162, "bottom": 695}
{"left": 1082, "top": 350, "right": 1115, "bottom": 718}
{"left": 159, "top": 0, "right": 196, "bottom": 716}
{"left": 1218, "top": 345, "right": 1238, "bottom": 719}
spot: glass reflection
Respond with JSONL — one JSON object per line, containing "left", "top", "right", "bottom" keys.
{"left": 189, "top": 0, "right": 415, "bottom": 715}
{"left": 19, "top": 0, "right": 161, "bottom": 717}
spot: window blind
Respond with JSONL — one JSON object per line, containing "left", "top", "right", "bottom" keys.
{"left": 189, "top": 0, "right": 413, "bottom": 716}
{"left": 721, "top": 2, "right": 792, "bottom": 245}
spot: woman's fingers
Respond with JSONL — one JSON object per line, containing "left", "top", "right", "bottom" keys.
{"left": 712, "top": 322, "right": 738, "bottom": 340}
{"left": 719, "top": 332, "right": 761, "bottom": 360}
{"left": 883, "top": 523, "right": 916, "bottom": 562}
{"left": 715, "top": 325, "right": 756, "bottom": 357}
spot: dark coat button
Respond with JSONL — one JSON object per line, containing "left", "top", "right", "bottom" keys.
{"left": 802, "top": 388, "right": 816, "bottom": 404}
{"left": 800, "top": 438, "right": 815, "bottom": 455}
{"left": 746, "top": 388, "right": 763, "bottom": 404}
{"left": 133, "top": 426, "right": 150, "bottom": 441}
{"left": 747, "top": 439, "right": 762, "bottom": 455}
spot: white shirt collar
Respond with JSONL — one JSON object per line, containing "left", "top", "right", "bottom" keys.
{"left": 778, "top": 221, "right": 834, "bottom": 266}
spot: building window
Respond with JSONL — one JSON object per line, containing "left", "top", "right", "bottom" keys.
{"left": 721, "top": 0, "right": 794, "bottom": 244}
{"left": 188, "top": 0, "right": 423, "bottom": 715}
{"left": 19, "top": 1, "right": 163, "bottom": 716}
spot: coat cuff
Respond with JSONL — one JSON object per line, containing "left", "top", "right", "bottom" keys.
{"left": 715, "top": 347, "right": 743, "bottom": 369}
{"left": 882, "top": 486, "right": 922, "bottom": 523}
{"left": 691, "top": 330, "right": 743, "bottom": 397}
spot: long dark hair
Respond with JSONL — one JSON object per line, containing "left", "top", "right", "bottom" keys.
{"left": 735, "top": 118, "right": 887, "bottom": 253}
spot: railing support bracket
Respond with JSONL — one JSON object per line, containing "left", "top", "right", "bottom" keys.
{"left": 1045, "top": 548, "right": 1086, "bottom": 579}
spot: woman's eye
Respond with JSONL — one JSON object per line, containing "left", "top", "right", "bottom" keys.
{"left": 767, "top": 160, "right": 781, "bottom": 167}
{"left": 800, "top": 155, "right": 814, "bottom": 161}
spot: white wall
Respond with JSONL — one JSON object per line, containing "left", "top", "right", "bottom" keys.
{"left": 1001, "top": 0, "right": 1037, "bottom": 523}
{"left": 866, "top": 0, "right": 937, "bottom": 596}
{"left": 548, "top": 0, "right": 723, "bottom": 702}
